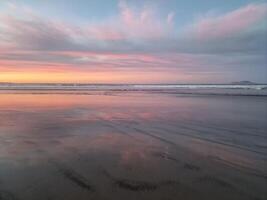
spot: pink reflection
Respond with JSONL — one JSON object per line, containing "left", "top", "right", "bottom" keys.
{"left": 0, "top": 92, "right": 265, "bottom": 174}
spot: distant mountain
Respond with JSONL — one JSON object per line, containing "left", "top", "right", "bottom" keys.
{"left": 231, "top": 81, "right": 257, "bottom": 85}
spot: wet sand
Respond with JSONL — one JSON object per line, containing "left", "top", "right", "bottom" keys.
{"left": 0, "top": 91, "right": 266, "bottom": 200}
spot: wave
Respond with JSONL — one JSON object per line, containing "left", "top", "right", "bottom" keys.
{"left": 0, "top": 84, "right": 266, "bottom": 90}
{"left": 0, "top": 84, "right": 267, "bottom": 96}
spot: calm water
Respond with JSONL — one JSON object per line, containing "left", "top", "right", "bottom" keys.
{"left": 0, "top": 91, "right": 266, "bottom": 200}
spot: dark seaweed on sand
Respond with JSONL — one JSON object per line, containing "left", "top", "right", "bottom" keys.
{"left": 195, "top": 176, "right": 236, "bottom": 189}
{"left": 102, "top": 169, "right": 179, "bottom": 191}
{"left": 183, "top": 163, "right": 201, "bottom": 171}
{"left": 48, "top": 159, "right": 94, "bottom": 192}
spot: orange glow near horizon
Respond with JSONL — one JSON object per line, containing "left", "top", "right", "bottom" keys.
{"left": 0, "top": 70, "right": 185, "bottom": 83}
{"left": 0, "top": 51, "right": 202, "bottom": 83}
{"left": 0, "top": 71, "right": 123, "bottom": 83}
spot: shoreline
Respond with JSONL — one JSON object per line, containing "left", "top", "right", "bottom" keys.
{"left": 0, "top": 88, "right": 267, "bottom": 97}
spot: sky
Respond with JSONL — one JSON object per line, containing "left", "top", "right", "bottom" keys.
{"left": 0, "top": 0, "right": 266, "bottom": 83}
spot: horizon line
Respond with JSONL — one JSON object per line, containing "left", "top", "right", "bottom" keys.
{"left": 0, "top": 81, "right": 266, "bottom": 85}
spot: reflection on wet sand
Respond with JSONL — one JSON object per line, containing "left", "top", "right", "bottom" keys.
{"left": 0, "top": 91, "right": 266, "bottom": 200}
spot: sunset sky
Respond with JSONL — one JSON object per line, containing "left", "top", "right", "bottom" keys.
{"left": 0, "top": 0, "right": 266, "bottom": 83}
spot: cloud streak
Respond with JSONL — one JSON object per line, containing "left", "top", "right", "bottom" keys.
{"left": 189, "top": 3, "right": 267, "bottom": 40}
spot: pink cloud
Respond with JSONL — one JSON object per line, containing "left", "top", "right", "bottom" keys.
{"left": 82, "top": 1, "right": 173, "bottom": 41}
{"left": 167, "top": 12, "right": 175, "bottom": 25}
{"left": 87, "top": 25, "right": 125, "bottom": 40}
{"left": 0, "top": 0, "right": 173, "bottom": 45}
{"left": 117, "top": 1, "right": 170, "bottom": 39}
{"left": 190, "top": 3, "right": 267, "bottom": 40}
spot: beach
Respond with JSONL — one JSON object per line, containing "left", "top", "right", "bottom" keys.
{"left": 0, "top": 90, "right": 266, "bottom": 200}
